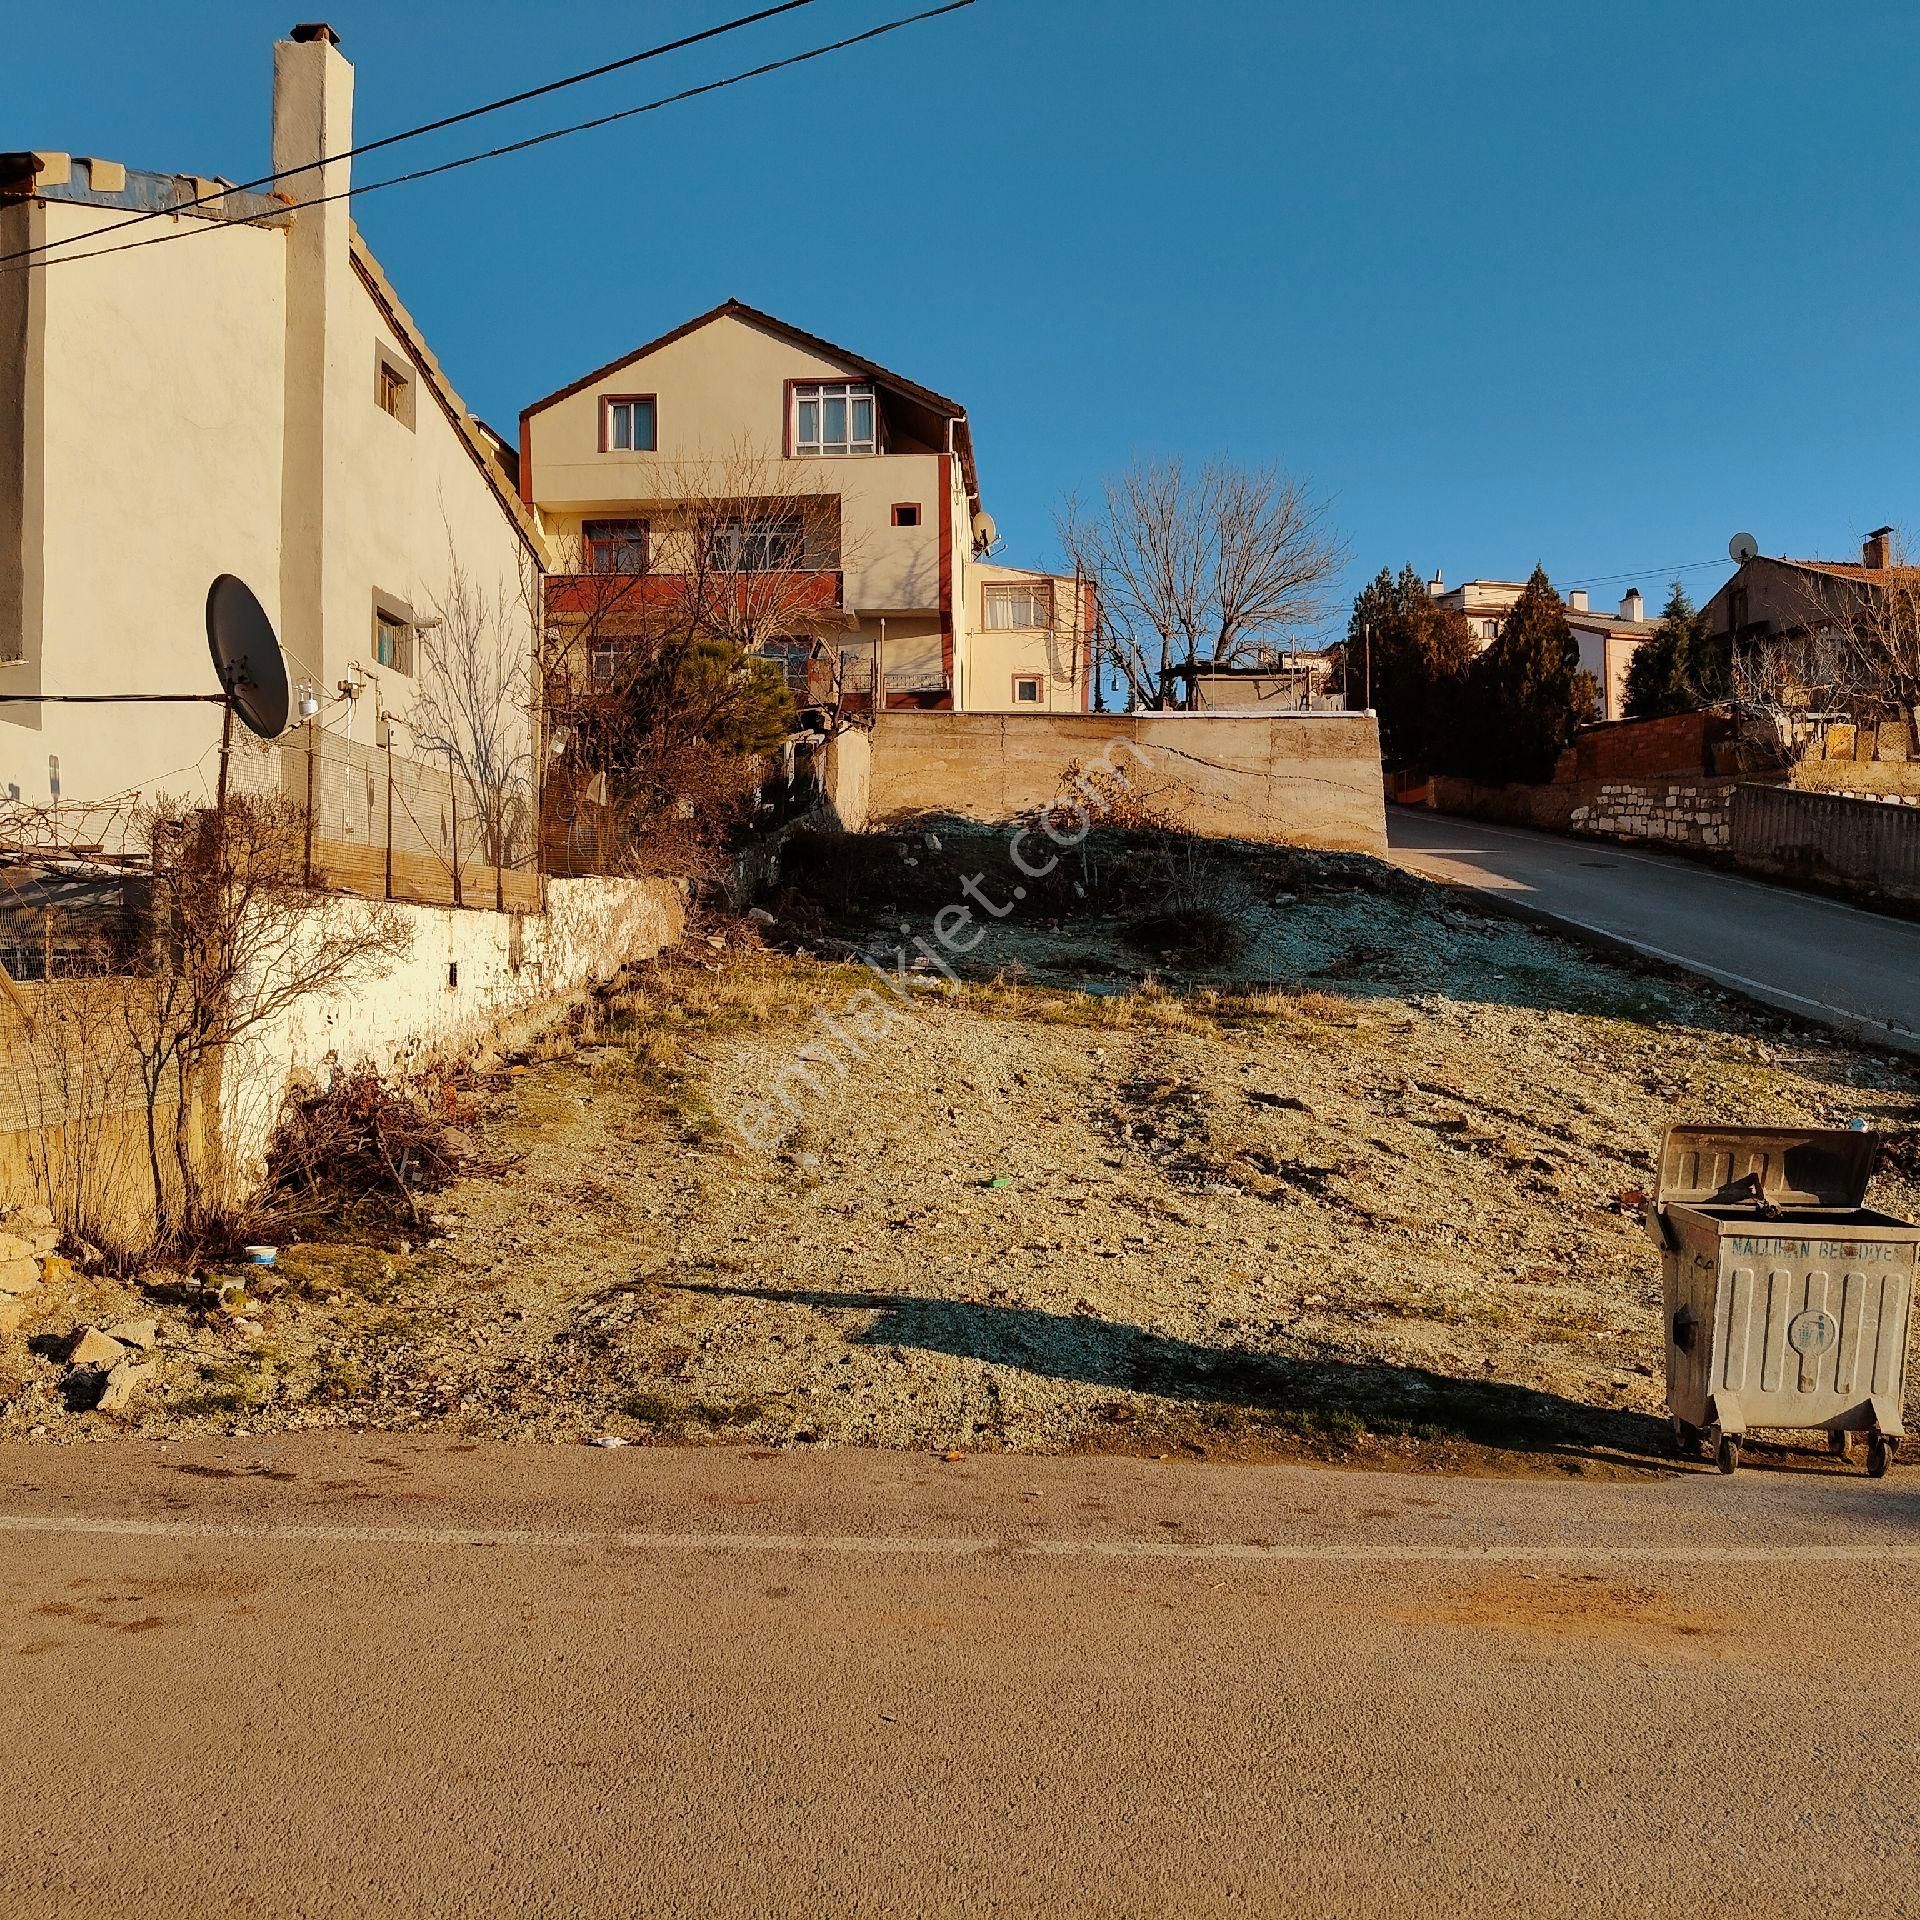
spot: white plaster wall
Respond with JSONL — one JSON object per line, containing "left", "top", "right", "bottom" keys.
{"left": 2, "top": 33, "right": 538, "bottom": 825}
{"left": 222, "top": 876, "right": 684, "bottom": 1174}
{"left": 0, "top": 198, "right": 288, "bottom": 810}
{"left": 323, "top": 258, "right": 539, "bottom": 770}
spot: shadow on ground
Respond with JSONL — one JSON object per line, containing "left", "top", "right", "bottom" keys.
{"left": 669, "top": 1281, "right": 1672, "bottom": 1468}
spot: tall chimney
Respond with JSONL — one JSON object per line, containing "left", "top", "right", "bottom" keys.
{"left": 1427, "top": 569, "right": 1445, "bottom": 599}
{"left": 1621, "top": 588, "right": 1645, "bottom": 622}
{"left": 273, "top": 23, "right": 354, "bottom": 688}
{"left": 1864, "top": 526, "right": 1894, "bottom": 570}
{"left": 1568, "top": 588, "right": 1589, "bottom": 613}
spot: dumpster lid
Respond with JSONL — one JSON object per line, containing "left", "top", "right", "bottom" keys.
{"left": 1656, "top": 1124, "right": 1881, "bottom": 1211}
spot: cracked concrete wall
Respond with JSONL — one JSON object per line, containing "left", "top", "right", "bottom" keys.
{"left": 864, "top": 712, "right": 1386, "bottom": 855}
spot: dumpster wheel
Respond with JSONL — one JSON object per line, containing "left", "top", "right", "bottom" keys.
{"left": 1711, "top": 1429, "right": 1741, "bottom": 1475}
{"left": 1669, "top": 1417, "right": 1705, "bottom": 1461}
{"left": 1868, "top": 1432, "right": 1899, "bottom": 1479}
{"left": 1829, "top": 1429, "right": 1857, "bottom": 1460}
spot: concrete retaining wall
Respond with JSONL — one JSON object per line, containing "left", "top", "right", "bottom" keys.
{"left": 866, "top": 711, "right": 1387, "bottom": 855}
{"left": 225, "top": 876, "right": 684, "bottom": 1174}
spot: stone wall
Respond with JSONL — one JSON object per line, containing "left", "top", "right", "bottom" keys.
{"left": 1427, "top": 776, "right": 1572, "bottom": 834}
{"left": 1568, "top": 776, "right": 1739, "bottom": 852}
{"left": 1791, "top": 757, "right": 1920, "bottom": 807}
{"left": 866, "top": 711, "right": 1387, "bottom": 856}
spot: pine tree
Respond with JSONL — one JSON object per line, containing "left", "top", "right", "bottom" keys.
{"left": 1463, "top": 564, "right": 1581, "bottom": 783}
{"left": 1343, "top": 564, "right": 1478, "bottom": 768}
{"left": 1624, "top": 581, "right": 1721, "bottom": 718}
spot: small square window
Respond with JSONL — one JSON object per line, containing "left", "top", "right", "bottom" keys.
{"left": 373, "top": 606, "right": 413, "bottom": 675}
{"left": 374, "top": 349, "right": 414, "bottom": 430}
{"left": 602, "top": 395, "right": 657, "bottom": 452}
{"left": 1013, "top": 675, "right": 1042, "bottom": 704}
{"left": 892, "top": 503, "right": 922, "bottom": 528}
{"left": 588, "top": 643, "right": 618, "bottom": 687}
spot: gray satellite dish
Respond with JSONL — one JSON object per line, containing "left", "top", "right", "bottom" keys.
{"left": 205, "top": 575, "right": 290, "bottom": 738}
{"left": 1728, "top": 532, "right": 1759, "bottom": 564}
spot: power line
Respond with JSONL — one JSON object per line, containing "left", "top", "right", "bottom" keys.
{"left": 1559, "top": 558, "right": 1727, "bottom": 588}
{"left": 4, "top": 2, "right": 977, "bottom": 277}
{"left": 0, "top": 0, "right": 827, "bottom": 269}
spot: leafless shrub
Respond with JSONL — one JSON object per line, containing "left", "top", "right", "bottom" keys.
{"left": 1, "top": 795, "right": 417, "bottom": 1260}
{"left": 260, "top": 1069, "right": 468, "bottom": 1236}
{"left": 407, "top": 538, "right": 537, "bottom": 905}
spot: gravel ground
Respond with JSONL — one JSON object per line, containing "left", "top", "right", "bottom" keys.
{"left": 6, "top": 831, "right": 1917, "bottom": 1475}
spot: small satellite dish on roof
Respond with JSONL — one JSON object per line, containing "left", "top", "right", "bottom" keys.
{"left": 205, "top": 575, "right": 291, "bottom": 738}
{"left": 1728, "top": 532, "right": 1759, "bottom": 565}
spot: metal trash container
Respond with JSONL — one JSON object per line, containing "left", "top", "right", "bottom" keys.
{"left": 1653, "top": 1124, "right": 1916, "bottom": 1477}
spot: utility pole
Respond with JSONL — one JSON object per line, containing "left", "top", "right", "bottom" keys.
{"left": 1363, "top": 621, "right": 1373, "bottom": 711}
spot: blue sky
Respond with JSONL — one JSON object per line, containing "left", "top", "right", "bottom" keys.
{"left": 9, "top": 1, "right": 1916, "bottom": 635}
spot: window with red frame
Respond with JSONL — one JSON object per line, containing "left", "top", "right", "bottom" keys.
{"left": 583, "top": 519, "right": 649, "bottom": 575}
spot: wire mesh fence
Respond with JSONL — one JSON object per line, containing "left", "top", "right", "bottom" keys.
{"left": 227, "top": 725, "right": 541, "bottom": 912}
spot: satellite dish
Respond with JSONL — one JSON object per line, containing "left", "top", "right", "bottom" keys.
{"left": 1728, "top": 532, "right": 1759, "bottom": 565}
{"left": 205, "top": 574, "right": 291, "bottom": 738}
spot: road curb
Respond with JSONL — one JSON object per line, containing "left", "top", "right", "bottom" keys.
{"left": 1409, "top": 863, "right": 1920, "bottom": 1063}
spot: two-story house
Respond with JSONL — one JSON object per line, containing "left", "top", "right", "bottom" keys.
{"left": 517, "top": 302, "right": 1090, "bottom": 717}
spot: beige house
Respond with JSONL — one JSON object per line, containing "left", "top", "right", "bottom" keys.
{"left": 1428, "top": 573, "right": 1653, "bottom": 721}
{"left": 517, "top": 303, "right": 1089, "bottom": 716}
{"left": 0, "top": 25, "right": 541, "bottom": 819}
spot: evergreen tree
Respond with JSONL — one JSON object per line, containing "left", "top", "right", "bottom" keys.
{"left": 1624, "top": 581, "right": 1722, "bottom": 718}
{"left": 1458, "top": 565, "right": 1581, "bottom": 783}
{"left": 1344, "top": 564, "right": 1479, "bottom": 768}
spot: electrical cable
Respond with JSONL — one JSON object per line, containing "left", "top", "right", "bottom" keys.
{"left": 0, "top": 0, "right": 828, "bottom": 268}
{"left": 1, "top": 2, "right": 977, "bottom": 277}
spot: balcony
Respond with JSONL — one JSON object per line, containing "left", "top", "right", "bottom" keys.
{"left": 759, "top": 650, "right": 951, "bottom": 716}
{"left": 544, "top": 570, "right": 845, "bottom": 621}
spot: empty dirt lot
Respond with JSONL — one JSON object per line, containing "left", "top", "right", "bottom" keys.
{"left": 7, "top": 828, "right": 1918, "bottom": 1473}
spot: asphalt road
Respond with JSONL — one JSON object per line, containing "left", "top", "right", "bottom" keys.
{"left": 4, "top": 1435, "right": 1919, "bottom": 1918}
{"left": 1389, "top": 806, "right": 1920, "bottom": 1055}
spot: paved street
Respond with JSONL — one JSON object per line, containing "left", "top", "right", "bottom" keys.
{"left": 4, "top": 1435, "right": 1918, "bottom": 1917}
{"left": 1390, "top": 806, "right": 1920, "bottom": 1055}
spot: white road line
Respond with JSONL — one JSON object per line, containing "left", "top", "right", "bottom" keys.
{"left": 1502, "top": 911, "right": 1920, "bottom": 1042}
{"left": 1, "top": 1512, "right": 1916, "bottom": 1565}
{"left": 1393, "top": 842, "right": 1920, "bottom": 1046}
{"left": 1392, "top": 812, "right": 1911, "bottom": 927}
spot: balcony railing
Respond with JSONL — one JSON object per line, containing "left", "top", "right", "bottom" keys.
{"left": 544, "top": 570, "right": 844, "bottom": 619}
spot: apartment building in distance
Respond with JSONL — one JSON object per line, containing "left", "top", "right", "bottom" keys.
{"left": 517, "top": 302, "right": 1091, "bottom": 718}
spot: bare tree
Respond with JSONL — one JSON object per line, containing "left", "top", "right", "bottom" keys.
{"left": 0, "top": 790, "right": 410, "bottom": 1258}
{"left": 130, "top": 794, "right": 411, "bottom": 1246}
{"left": 1058, "top": 457, "right": 1345, "bottom": 709}
{"left": 1731, "top": 532, "right": 1920, "bottom": 762}
{"left": 539, "top": 441, "right": 864, "bottom": 873}
{"left": 409, "top": 539, "right": 538, "bottom": 907}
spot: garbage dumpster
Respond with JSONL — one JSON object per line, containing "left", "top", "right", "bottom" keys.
{"left": 1653, "top": 1124, "right": 1916, "bottom": 1477}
